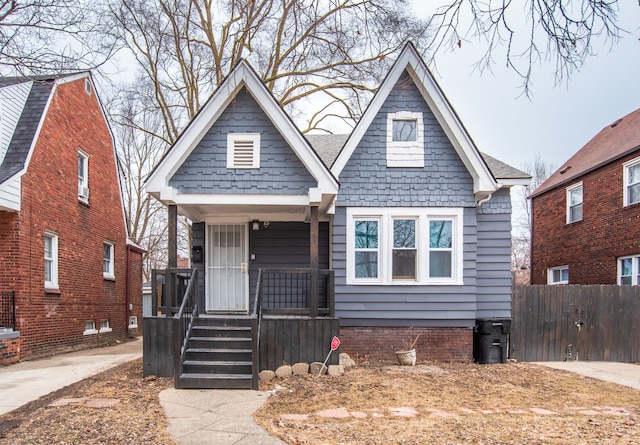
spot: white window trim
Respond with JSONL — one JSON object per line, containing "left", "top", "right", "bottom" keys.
{"left": 103, "top": 241, "right": 115, "bottom": 279}
{"left": 547, "top": 265, "right": 569, "bottom": 285}
{"left": 227, "top": 133, "right": 260, "bottom": 169}
{"left": 99, "top": 319, "right": 112, "bottom": 333}
{"left": 78, "top": 149, "right": 89, "bottom": 202}
{"left": 44, "top": 231, "right": 59, "bottom": 290}
{"left": 623, "top": 157, "right": 640, "bottom": 207}
{"left": 618, "top": 254, "right": 640, "bottom": 285}
{"left": 566, "top": 182, "right": 583, "bottom": 224}
{"left": 83, "top": 320, "right": 97, "bottom": 335}
{"left": 386, "top": 111, "right": 424, "bottom": 167}
{"left": 346, "top": 207, "right": 463, "bottom": 285}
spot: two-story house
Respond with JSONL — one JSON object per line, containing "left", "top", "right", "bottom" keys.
{"left": 144, "top": 43, "right": 529, "bottom": 388}
{"left": 0, "top": 73, "right": 143, "bottom": 364}
{"left": 530, "top": 107, "right": 640, "bottom": 285}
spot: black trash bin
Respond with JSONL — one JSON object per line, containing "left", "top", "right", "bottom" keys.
{"left": 474, "top": 319, "right": 510, "bottom": 364}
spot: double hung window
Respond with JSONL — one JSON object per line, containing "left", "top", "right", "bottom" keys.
{"left": 566, "top": 183, "right": 583, "bottom": 223}
{"left": 78, "top": 150, "right": 89, "bottom": 201}
{"left": 618, "top": 255, "right": 640, "bottom": 285}
{"left": 103, "top": 242, "right": 115, "bottom": 279}
{"left": 623, "top": 158, "right": 640, "bottom": 206}
{"left": 44, "top": 231, "right": 58, "bottom": 289}
{"left": 348, "top": 208, "right": 462, "bottom": 285}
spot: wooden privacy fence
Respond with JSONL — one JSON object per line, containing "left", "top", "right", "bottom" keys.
{"left": 511, "top": 285, "right": 640, "bottom": 362}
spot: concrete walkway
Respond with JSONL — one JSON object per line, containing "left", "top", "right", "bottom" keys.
{"left": 535, "top": 361, "right": 640, "bottom": 390}
{"left": 0, "top": 337, "right": 142, "bottom": 416}
{"left": 159, "top": 388, "right": 285, "bottom": 445}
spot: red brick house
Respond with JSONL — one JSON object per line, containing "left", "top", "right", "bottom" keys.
{"left": 0, "top": 73, "right": 143, "bottom": 364}
{"left": 530, "top": 107, "right": 640, "bottom": 285}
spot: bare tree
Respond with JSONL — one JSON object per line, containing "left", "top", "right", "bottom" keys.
{"left": 424, "top": 0, "right": 624, "bottom": 96}
{"left": 0, "top": 0, "right": 115, "bottom": 74}
{"left": 512, "top": 153, "right": 555, "bottom": 284}
{"left": 108, "top": 0, "right": 430, "bottom": 140}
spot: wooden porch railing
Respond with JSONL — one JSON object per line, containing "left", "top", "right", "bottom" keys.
{"left": 172, "top": 268, "right": 199, "bottom": 382}
{"left": 151, "top": 268, "right": 196, "bottom": 316}
{"left": 257, "top": 268, "right": 335, "bottom": 317}
{"left": 1, "top": 291, "right": 16, "bottom": 330}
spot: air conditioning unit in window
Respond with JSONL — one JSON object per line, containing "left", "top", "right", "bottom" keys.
{"left": 78, "top": 185, "right": 89, "bottom": 199}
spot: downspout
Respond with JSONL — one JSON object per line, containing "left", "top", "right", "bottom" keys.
{"left": 125, "top": 244, "right": 130, "bottom": 335}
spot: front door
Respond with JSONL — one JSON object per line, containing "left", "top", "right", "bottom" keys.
{"left": 206, "top": 224, "right": 248, "bottom": 312}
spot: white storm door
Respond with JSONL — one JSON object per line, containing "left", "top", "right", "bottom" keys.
{"left": 206, "top": 224, "right": 248, "bottom": 312}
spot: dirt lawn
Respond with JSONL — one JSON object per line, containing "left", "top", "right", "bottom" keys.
{"left": 0, "top": 357, "right": 638, "bottom": 444}
{"left": 255, "top": 360, "right": 640, "bottom": 445}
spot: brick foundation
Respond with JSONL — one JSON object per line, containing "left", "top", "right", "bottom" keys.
{"left": 0, "top": 333, "right": 21, "bottom": 366}
{"left": 339, "top": 326, "right": 473, "bottom": 363}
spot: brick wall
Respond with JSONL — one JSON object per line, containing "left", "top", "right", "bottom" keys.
{"left": 0, "top": 334, "right": 21, "bottom": 365}
{"left": 6, "top": 76, "right": 134, "bottom": 359}
{"left": 531, "top": 151, "right": 640, "bottom": 284}
{"left": 339, "top": 326, "right": 473, "bottom": 363}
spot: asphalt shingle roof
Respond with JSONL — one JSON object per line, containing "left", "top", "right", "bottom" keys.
{"left": 531, "top": 107, "right": 640, "bottom": 198}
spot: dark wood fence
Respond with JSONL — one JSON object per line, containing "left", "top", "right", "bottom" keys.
{"left": 511, "top": 285, "right": 640, "bottom": 362}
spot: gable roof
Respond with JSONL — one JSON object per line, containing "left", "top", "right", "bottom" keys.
{"left": 330, "top": 42, "right": 501, "bottom": 203}
{"left": 0, "top": 72, "right": 93, "bottom": 186}
{"left": 145, "top": 60, "right": 339, "bottom": 203}
{"left": 531, "top": 107, "right": 640, "bottom": 198}
{"left": 307, "top": 134, "right": 529, "bottom": 184}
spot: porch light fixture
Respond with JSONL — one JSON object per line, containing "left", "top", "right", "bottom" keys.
{"left": 252, "top": 220, "right": 260, "bottom": 231}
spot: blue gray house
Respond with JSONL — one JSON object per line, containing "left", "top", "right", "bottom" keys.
{"left": 144, "top": 43, "right": 529, "bottom": 388}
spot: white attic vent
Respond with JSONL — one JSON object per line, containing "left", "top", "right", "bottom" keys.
{"left": 227, "top": 133, "right": 260, "bottom": 168}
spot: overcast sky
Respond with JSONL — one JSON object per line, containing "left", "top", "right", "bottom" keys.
{"left": 411, "top": 1, "right": 640, "bottom": 172}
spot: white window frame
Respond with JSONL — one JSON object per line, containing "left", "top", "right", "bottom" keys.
{"left": 99, "top": 319, "right": 112, "bottom": 333}
{"left": 386, "top": 111, "right": 424, "bottom": 167}
{"left": 227, "top": 133, "right": 260, "bottom": 169}
{"left": 103, "top": 241, "right": 115, "bottom": 279}
{"left": 618, "top": 255, "right": 640, "bottom": 285}
{"left": 353, "top": 217, "right": 382, "bottom": 283}
{"left": 78, "top": 149, "right": 89, "bottom": 202}
{"left": 566, "top": 182, "right": 583, "bottom": 224}
{"left": 83, "top": 320, "right": 97, "bottom": 335}
{"left": 44, "top": 231, "right": 58, "bottom": 289}
{"left": 346, "top": 207, "right": 463, "bottom": 285}
{"left": 547, "top": 265, "right": 569, "bottom": 285}
{"left": 623, "top": 157, "right": 640, "bottom": 207}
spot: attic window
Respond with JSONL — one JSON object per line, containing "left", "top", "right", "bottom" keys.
{"left": 386, "top": 111, "right": 424, "bottom": 167}
{"left": 227, "top": 133, "right": 260, "bottom": 169}
{"left": 84, "top": 78, "right": 92, "bottom": 95}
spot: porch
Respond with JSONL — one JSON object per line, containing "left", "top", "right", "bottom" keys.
{"left": 143, "top": 267, "right": 339, "bottom": 389}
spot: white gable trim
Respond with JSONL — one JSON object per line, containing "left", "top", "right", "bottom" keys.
{"left": 145, "top": 61, "right": 338, "bottom": 199}
{"left": 331, "top": 43, "right": 498, "bottom": 203}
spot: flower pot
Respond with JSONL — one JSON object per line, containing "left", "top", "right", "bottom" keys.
{"left": 396, "top": 349, "right": 416, "bottom": 366}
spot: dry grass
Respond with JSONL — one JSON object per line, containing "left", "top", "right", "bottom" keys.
{"left": 255, "top": 361, "right": 640, "bottom": 445}
{"left": 0, "top": 356, "right": 638, "bottom": 445}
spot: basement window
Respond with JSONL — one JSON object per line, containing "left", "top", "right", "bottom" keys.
{"left": 227, "top": 133, "right": 260, "bottom": 169}
{"left": 84, "top": 320, "right": 97, "bottom": 335}
{"left": 99, "top": 319, "right": 112, "bottom": 333}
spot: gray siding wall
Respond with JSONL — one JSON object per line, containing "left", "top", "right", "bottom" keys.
{"left": 337, "top": 70, "right": 475, "bottom": 208}
{"left": 169, "top": 87, "right": 317, "bottom": 195}
{"left": 333, "top": 207, "right": 478, "bottom": 328}
{"left": 333, "top": 71, "right": 513, "bottom": 326}
{"left": 476, "top": 188, "right": 512, "bottom": 319}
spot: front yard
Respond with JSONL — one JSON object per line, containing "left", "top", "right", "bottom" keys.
{"left": 255, "top": 360, "right": 640, "bottom": 444}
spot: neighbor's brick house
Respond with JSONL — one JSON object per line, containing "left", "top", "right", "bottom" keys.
{"left": 0, "top": 73, "right": 143, "bottom": 363}
{"left": 530, "top": 107, "right": 640, "bottom": 285}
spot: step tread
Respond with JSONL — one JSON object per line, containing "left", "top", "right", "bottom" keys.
{"left": 183, "top": 360, "right": 252, "bottom": 366}
{"left": 193, "top": 325, "right": 251, "bottom": 330}
{"left": 186, "top": 348, "right": 252, "bottom": 353}
{"left": 180, "top": 373, "right": 252, "bottom": 380}
{"left": 189, "top": 336, "right": 252, "bottom": 342}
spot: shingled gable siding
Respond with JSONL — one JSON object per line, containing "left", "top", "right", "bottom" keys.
{"left": 169, "top": 87, "right": 317, "bottom": 195}
{"left": 475, "top": 187, "right": 512, "bottom": 318}
{"left": 337, "top": 70, "right": 475, "bottom": 208}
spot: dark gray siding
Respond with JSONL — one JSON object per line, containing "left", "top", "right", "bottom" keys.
{"left": 337, "top": 70, "right": 475, "bottom": 208}
{"left": 191, "top": 222, "right": 206, "bottom": 310}
{"left": 476, "top": 188, "right": 512, "bottom": 319}
{"left": 333, "top": 207, "right": 478, "bottom": 328}
{"left": 169, "top": 87, "right": 317, "bottom": 195}
{"left": 248, "top": 222, "right": 329, "bottom": 309}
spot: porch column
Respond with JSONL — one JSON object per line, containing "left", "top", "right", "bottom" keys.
{"left": 168, "top": 204, "right": 178, "bottom": 268}
{"left": 310, "top": 205, "right": 318, "bottom": 317}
